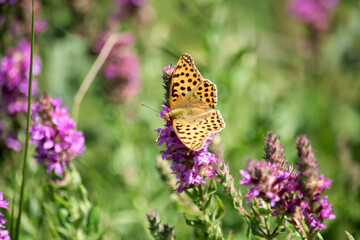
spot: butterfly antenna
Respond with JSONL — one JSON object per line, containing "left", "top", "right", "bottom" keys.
{"left": 141, "top": 103, "right": 160, "bottom": 116}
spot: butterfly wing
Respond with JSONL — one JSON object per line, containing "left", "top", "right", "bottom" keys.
{"left": 169, "top": 53, "right": 203, "bottom": 109}
{"left": 184, "top": 78, "right": 218, "bottom": 109}
{"left": 169, "top": 54, "right": 218, "bottom": 110}
{"left": 173, "top": 110, "right": 225, "bottom": 151}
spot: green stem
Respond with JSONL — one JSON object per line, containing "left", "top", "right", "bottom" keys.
{"left": 9, "top": 183, "right": 16, "bottom": 237}
{"left": 14, "top": 0, "right": 35, "bottom": 239}
{"left": 198, "top": 185, "right": 205, "bottom": 207}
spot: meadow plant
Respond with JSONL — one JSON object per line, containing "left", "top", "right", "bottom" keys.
{"left": 28, "top": 93, "right": 101, "bottom": 239}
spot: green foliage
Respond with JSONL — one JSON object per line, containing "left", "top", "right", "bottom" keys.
{"left": 43, "top": 166, "right": 103, "bottom": 240}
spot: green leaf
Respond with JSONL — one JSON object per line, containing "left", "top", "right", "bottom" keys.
{"left": 226, "top": 231, "right": 234, "bottom": 240}
{"left": 184, "top": 216, "right": 205, "bottom": 229}
{"left": 345, "top": 231, "right": 355, "bottom": 240}
{"left": 254, "top": 207, "right": 269, "bottom": 216}
{"left": 206, "top": 179, "right": 217, "bottom": 196}
{"left": 203, "top": 194, "right": 213, "bottom": 211}
{"left": 87, "top": 206, "right": 100, "bottom": 234}
{"left": 214, "top": 196, "right": 225, "bottom": 220}
{"left": 246, "top": 225, "right": 252, "bottom": 240}
{"left": 43, "top": 203, "right": 60, "bottom": 239}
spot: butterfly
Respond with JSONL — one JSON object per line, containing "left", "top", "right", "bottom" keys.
{"left": 162, "top": 53, "right": 225, "bottom": 151}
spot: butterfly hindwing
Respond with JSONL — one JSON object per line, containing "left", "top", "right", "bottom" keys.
{"left": 173, "top": 110, "right": 225, "bottom": 151}
{"left": 173, "top": 118, "right": 211, "bottom": 151}
{"left": 169, "top": 54, "right": 203, "bottom": 109}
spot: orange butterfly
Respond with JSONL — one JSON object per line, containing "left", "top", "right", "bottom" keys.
{"left": 163, "top": 53, "right": 225, "bottom": 151}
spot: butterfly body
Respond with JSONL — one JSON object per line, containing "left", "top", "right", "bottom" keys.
{"left": 164, "top": 53, "right": 225, "bottom": 151}
{"left": 163, "top": 108, "right": 204, "bottom": 121}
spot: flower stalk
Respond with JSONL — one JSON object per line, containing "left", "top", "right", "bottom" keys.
{"left": 14, "top": 0, "right": 34, "bottom": 238}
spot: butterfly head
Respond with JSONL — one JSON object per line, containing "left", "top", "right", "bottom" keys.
{"left": 163, "top": 112, "right": 171, "bottom": 121}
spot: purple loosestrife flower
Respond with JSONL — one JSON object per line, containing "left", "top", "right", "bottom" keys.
{"left": 94, "top": 32, "right": 140, "bottom": 102}
{"left": 0, "top": 39, "right": 40, "bottom": 115}
{"left": 0, "top": 191, "right": 10, "bottom": 240}
{"left": 29, "top": 93, "right": 85, "bottom": 176}
{"left": 156, "top": 105, "right": 217, "bottom": 193}
{"left": 240, "top": 133, "right": 335, "bottom": 231}
{"left": 288, "top": 0, "right": 338, "bottom": 31}
{"left": 295, "top": 136, "right": 335, "bottom": 230}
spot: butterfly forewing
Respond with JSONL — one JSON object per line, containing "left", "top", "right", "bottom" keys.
{"left": 184, "top": 79, "right": 218, "bottom": 109}
{"left": 170, "top": 54, "right": 203, "bottom": 109}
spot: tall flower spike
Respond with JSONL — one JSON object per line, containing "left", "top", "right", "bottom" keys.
{"left": 296, "top": 135, "right": 319, "bottom": 188}
{"left": 29, "top": 93, "right": 86, "bottom": 176}
{"left": 264, "top": 132, "right": 286, "bottom": 167}
{"left": 295, "top": 136, "right": 335, "bottom": 230}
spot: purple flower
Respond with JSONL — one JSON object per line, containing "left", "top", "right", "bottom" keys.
{"left": 94, "top": 32, "right": 140, "bottom": 102}
{"left": 156, "top": 105, "right": 218, "bottom": 193}
{"left": 0, "top": 0, "right": 17, "bottom": 4}
{"left": 239, "top": 159, "right": 299, "bottom": 214}
{"left": 5, "top": 132, "right": 21, "bottom": 151}
{"left": 111, "top": 0, "right": 147, "bottom": 20}
{"left": 239, "top": 132, "right": 335, "bottom": 231}
{"left": 29, "top": 93, "right": 86, "bottom": 176}
{"left": 0, "top": 191, "right": 10, "bottom": 240}
{"left": 288, "top": 0, "right": 338, "bottom": 31}
{"left": 0, "top": 39, "right": 40, "bottom": 115}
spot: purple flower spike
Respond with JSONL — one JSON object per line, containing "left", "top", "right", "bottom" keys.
{"left": 0, "top": 191, "right": 10, "bottom": 240}
{"left": 29, "top": 93, "right": 86, "bottom": 176}
{"left": 264, "top": 132, "right": 286, "bottom": 166}
{"left": 288, "top": 0, "right": 339, "bottom": 31}
{"left": 295, "top": 135, "right": 335, "bottom": 230}
{"left": 156, "top": 105, "right": 218, "bottom": 193}
{"left": 240, "top": 132, "right": 335, "bottom": 232}
{"left": 0, "top": 39, "right": 40, "bottom": 115}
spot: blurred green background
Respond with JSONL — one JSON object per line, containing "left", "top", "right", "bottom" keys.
{"left": 1, "top": 0, "right": 360, "bottom": 239}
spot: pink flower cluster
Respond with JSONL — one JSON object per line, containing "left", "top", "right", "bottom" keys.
{"left": 30, "top": 93, "right": 85, "bottom": 175}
